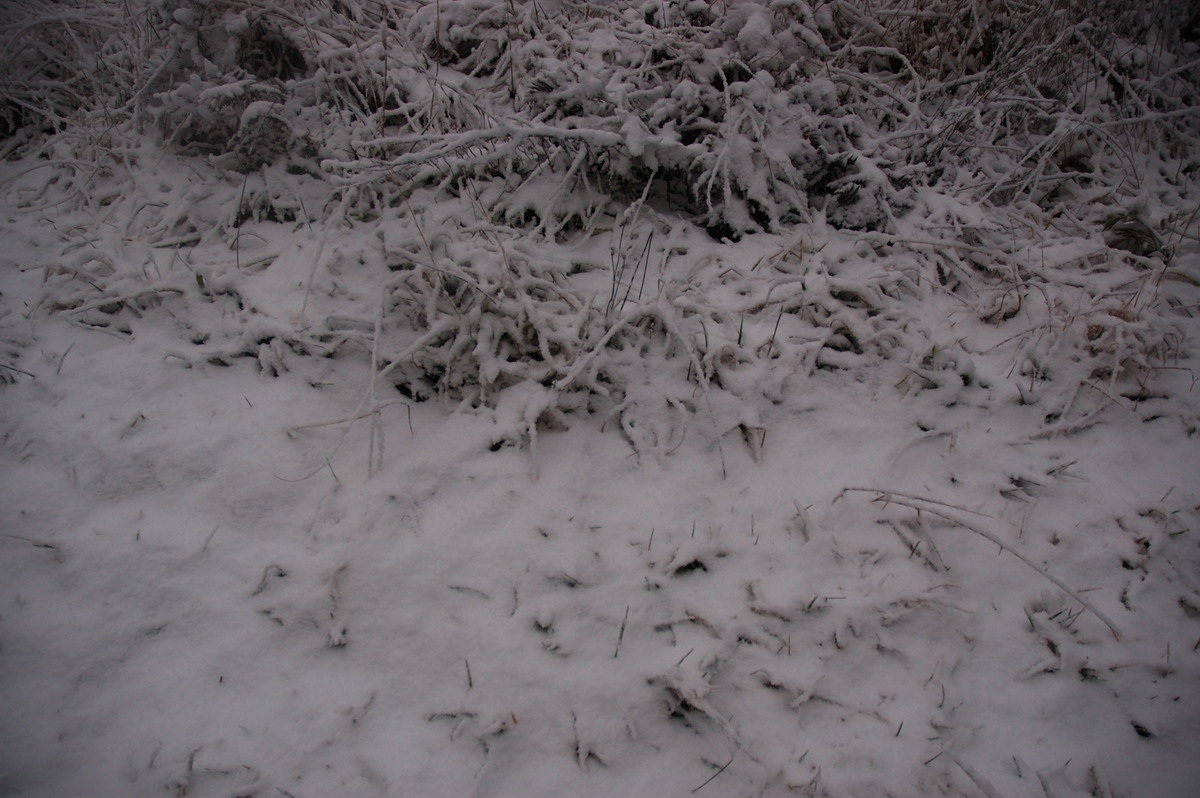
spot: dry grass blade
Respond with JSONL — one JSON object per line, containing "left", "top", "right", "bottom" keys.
{"left": 841, "top": 488, "right": 1122, "bottom": 640}
{"left": 941, "top": 749, "right": 1003, "bottom": 798}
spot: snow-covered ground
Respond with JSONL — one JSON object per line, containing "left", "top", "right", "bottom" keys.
{"left": 4, "top": 194, "right": 1199, "bottom": 797}
{"left": 3, "top": 2, "right": 1200, "bottom": 796}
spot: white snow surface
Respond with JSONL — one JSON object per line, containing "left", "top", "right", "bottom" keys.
{"left": 3, "top": 184, "right": 1199, "bottom": 798}
{"left": 2, "top": 2, "right": 1200, "bottom": 796}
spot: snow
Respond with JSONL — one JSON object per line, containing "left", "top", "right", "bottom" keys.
{"left": 3, "top": 1, "right": 1200, "bottom": 796}
{"left": 4, "top": 259, "right": 1198, "bottom": 795}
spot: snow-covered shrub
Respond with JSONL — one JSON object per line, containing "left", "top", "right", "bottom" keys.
{"left": 854, "top": 0, "right": 1200, "bottom": 202}
{"left": 4, "top": 0, "right": 1197, "bottom": 463}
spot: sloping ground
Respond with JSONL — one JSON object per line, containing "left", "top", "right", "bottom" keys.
{"left": 2, "top": 1, "right": 1200, "bottom": 796}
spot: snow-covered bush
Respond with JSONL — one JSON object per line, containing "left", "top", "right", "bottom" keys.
{"left": 3, "top": 0, "right": 1196, "bottom": 463}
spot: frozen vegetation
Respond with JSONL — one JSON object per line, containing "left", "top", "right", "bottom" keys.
{"left": 1, "top": 1, "right": 1199, "bottom": 795}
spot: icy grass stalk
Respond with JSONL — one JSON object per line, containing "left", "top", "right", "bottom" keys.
{"left": 838, "top": 487, "right": 1123, "bottom": 640}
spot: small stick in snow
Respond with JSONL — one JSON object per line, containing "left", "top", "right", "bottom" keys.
{"left": 765, "top": 305, "right": 784, "bottom": 358}
{"left": 55, "top": 342, "right": 74, "bottom": 375}
{"left": 614, "top": 605, "right": 630, "bottom": 658}
{"left": 0, "top": 362, "right": 35, "bottom": 379}
{"left": 235, "top": 172, "right": 248, "bottom": 273}
{"left": 691, "top": 754, "right": 735, "bottom": 793}
{"left": 199, "top": 525, "right": 219, "bottom": 553}
{"left": 1, "top": 534, "right": 58, "bottom": 551}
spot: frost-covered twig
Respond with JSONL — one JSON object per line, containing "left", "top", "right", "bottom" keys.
{"left": 840, "top": 488, "right": 1123, "bottom": 640}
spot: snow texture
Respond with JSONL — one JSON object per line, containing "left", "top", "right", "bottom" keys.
{"left": 2, "top": 1, "right": 1200, "bottom": 796}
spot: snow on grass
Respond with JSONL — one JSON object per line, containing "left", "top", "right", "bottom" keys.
{"left": 3, "top": 266, "right": 1198, "bottom": 795}
{"left": 3, "top": 1, "right": 1200, "bottom": 796}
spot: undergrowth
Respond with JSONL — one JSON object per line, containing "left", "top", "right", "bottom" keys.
{"left": 2, "top": 0, "right": 1198, "bottom": 463}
